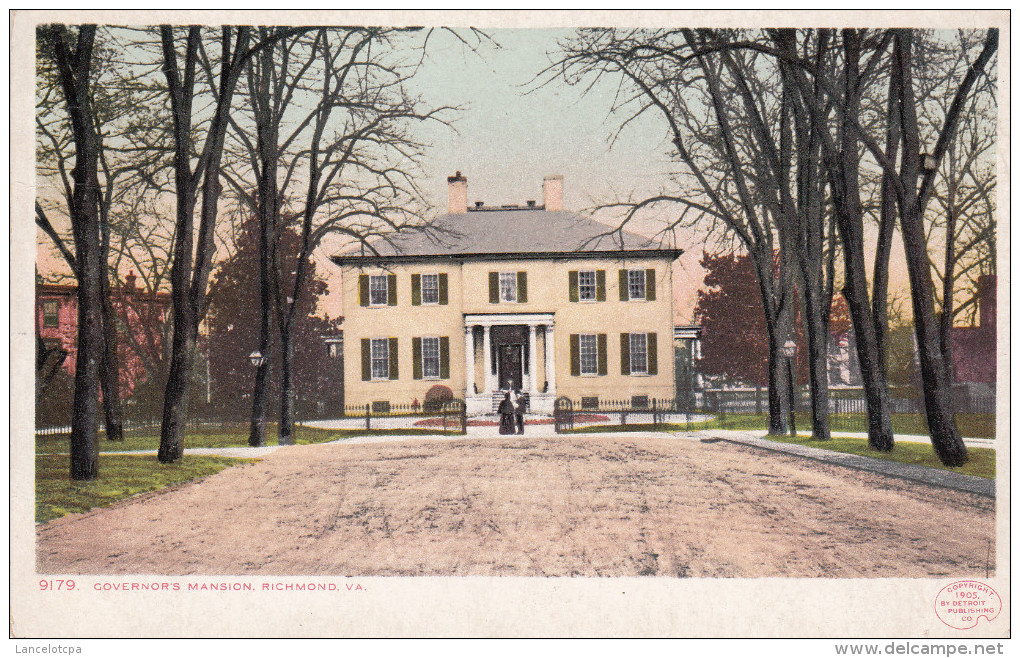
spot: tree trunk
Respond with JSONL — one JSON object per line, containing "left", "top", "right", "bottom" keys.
{"left": 801, "top": 281, "right": 831, "bottom": 440}
{"left": 766, "top": 330, "right": 790, "bottom": 434}
{"left": 893, "top": 30, "right": 967, "bottom": 466}
{"left": 158, "top": 324, "right": 194, "bottom": 462}
{"left": 278, "top": 324, "right": 295, "bottom": 445}
{"left": 872, "top": 70, "right": 901, "bottom": 375}
{"left": 50, "top": 24, "right": 102, "bottom": 480}
{"left": 158, "top": 26, "right": 251, "bottom": 461}
{"left": 786, "top": 40, "right": 831, "bottom": 442}
{"left": 248, "top": 357, "right": 271, "bottom": 447}
{"left": 757, "top": 255, "right": 794, "bottom": 435}
{"left": 834, "top": 29, "right": 895, "bottom": 451}
{"left": 99, "top": 238, "right": 124, "bottom": 442}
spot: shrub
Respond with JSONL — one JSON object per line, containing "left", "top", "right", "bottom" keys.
{"left": 423, "top": 385, "right": 453, "bottom": 412}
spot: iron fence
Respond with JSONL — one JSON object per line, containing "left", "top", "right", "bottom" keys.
{"left": 339, "top": 399, "right": 467, "bottom": 434}
{"left": 550, "top": 388, "right": 995, "bottom": 435}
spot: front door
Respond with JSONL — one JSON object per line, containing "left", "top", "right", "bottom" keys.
{"left": 498, "top": 344, "right": 523, "bottom": 391}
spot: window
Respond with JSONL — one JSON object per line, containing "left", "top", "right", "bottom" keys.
{"left": 499, "top": 272, "right": 517, "bottom": 303}
{"left": 42, "top": 300, "right": 59, "bottom": 328}
{"left": 370, "top": 338, "right": 390, "bottom": 380}
{"left": 421, "top": 274, "right": 439, "bottom": 305}
{"left": 421, "top": 337, "right": 440, "bottom": 378}
{"left": 579, "top": 334, "right": 598, "bottom": 375}
{"left": 628, "top": 269, "right": 646, "bottom": 300}
{"left": 578, "top": 271, "right": 596, "bottom": 301}
{"left": 369, "top": 275, "right": 388, "bottom": 306}
{"left": 629, "top": 333, "right": 648, "bottom": 374}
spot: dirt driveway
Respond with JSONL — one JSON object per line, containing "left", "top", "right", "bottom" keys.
{"left": 36, "top": 434, "right": 995, "bottom": 578}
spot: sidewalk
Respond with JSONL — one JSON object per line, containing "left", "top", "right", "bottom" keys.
{"left": 710, "top": 430, "right": 995, "bottom": 498}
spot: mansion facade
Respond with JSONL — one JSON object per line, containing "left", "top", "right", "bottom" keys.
{"left": 333, "top": 173, "right": 683, "bottom": 415}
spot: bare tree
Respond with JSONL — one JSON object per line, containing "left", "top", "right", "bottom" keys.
{"left": 889, "top": 28, "right": 997, "bottom": 466}
{"left": 224, "top": 27, "right": 455, "bottom": 444}
{"left": 552, "top": 28, "right": 812, "bottom": 435}
{"left": 38, "top": 24, "right": 104, "bottom": 479}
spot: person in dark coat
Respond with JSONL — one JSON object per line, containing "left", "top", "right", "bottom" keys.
{"left": 511, "top": 388, "right": 525, "bottom": 434}
{"left": 497, "top": 392, "right": 515, "bottom": 435}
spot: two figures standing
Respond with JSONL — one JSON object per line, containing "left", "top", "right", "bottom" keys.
{"left": 498, "top": 389, "right": 525, "bottom": 435}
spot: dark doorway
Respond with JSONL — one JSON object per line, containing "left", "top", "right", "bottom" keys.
{"left": 498, "top": 343, "right": 523, "bottom": 391}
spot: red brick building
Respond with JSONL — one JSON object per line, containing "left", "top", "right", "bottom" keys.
{"left": 36, "top": 272, "right": 171, "bottom": 398}
{"left": 950, "top": 274, "right": 996, "bottom": 391}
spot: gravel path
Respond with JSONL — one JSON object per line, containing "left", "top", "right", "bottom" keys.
{"left": 36, "top": 433, "right": 995, "bottom": 578}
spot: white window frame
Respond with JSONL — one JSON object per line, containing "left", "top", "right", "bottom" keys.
{"left": 499, "top": 272, "right": 518, "bottom": 303}
{"left": 628, "top": 269, "right": 646, "bottom": 301}
{"left": 421, "top": 336, "right": 441, "bottom": 379}
{"left": 629, "top": 333, "right": 648, "bottom": 375}
{"left": 421, "top": 273, "right": 440, "bottom": 305}
{"left": 578, "top": 270, "right": 597, "bottom": 302}
{"left": 579, "top": 333, "right": 598, "bottom": 376}
{"left": 369, "top": 275, "right": 389, "bottom": 306}
{"left": 370, "top": 338, "right": 390, "bottom": 380}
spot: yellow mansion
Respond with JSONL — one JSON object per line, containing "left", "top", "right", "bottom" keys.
{"left": 332, "top": 173, "right": 683, "bottom": 415}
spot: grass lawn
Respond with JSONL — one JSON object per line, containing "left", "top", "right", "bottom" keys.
{"left": 764, "top": 434, "right": 996, "bottom": 480}
{"left": 564, "top": 414, "right": 995, "bottom": 479}
{"left": 36, "top": 424, "right": 461, "bottom": 454}
{"left": 36, "top": 453, "right": 256, "bottom": 523}
{"left": 562, "top": 412, "right": 993, "bottom": 440}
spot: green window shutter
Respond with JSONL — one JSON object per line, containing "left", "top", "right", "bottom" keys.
{"left": 620, "top": 333, "right": 631, "bottom": 375}
{"left": 517, "top": 271, "right": 528, "bottom": 303}
{"left": 438, "top": 273, "right": 448, "bottom": 305}
{"left": 411, "top": 274, "right": 421, "bottom": 306}
{"left": 568, "top": 271, "right": 579, "bottom": 302}
{"left": 489, "top": 272, "right": 499, "bottom": 304}
{"left": 359, "top": 275, "right": 369, "bottom": 307}
{"left": 439, "top": 336, "right": 450, "bottom": 379}
{"left": 569, "top": 334, "right": 580, "bottom": 377}
{"left": 388, "top": 337, "right": 399, "bottom": 379}
{"left": 361, "top": 338, "right": 371, "bottom": 381}
{"left": 596, "top": 270, "right": 606, "bottom": 302}
{"left": 387, "top": 274, "right": 397, "bottom": 306}
{"left": 412, "top": 337, "right": 422, "bottom": 380}
{"left": 619, "top": 269, "right": 629, "bottom": 301}
{"left": 647, "top": 332, "right": 658, "bottom": 375}
{"left": 597, "top": 333, "right": 608, "bottom": 376}
{"left": 645, "top": 268, "right": 656, "bottom": 301}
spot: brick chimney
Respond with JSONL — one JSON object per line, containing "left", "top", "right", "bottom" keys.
{"left": 543, "top": 175, "right": 563, "bottom": 211}
{"left": 447, "top": 171, "right": 467, "bottom": 214}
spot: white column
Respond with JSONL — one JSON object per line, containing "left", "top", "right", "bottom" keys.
{"left": 464, "top": 325, "right": 475, "bottom": 397}
{"left": 545, "top": 323, "right": 556, "bottom": 398}
{"left": 528, "top": 323, "right": 539, "bottom": 396}
{"left": 482, "top": 324, "right": 494, "bottom": 394}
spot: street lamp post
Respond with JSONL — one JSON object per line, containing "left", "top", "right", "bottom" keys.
{"left": 781, "top": 340, "right": 797, "bottom": 438}
{"left": 248, "top": 350, "right": 267, "bottom": 369}
{"left": 248, "top": 350, "right": 267, "bottom": 446}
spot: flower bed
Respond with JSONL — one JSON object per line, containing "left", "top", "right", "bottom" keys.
{"left": 413, "top": 414, "right": 610, "bottom": 428}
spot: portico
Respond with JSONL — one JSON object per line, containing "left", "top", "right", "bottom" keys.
{"left": 464, "top": 312, "right": 556, "bottom": 414}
